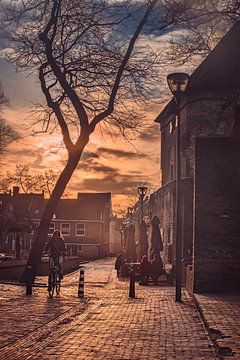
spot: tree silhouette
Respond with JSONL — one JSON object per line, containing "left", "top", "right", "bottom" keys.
{"left": 3, "top": 0, "right": 165, "bottom": 282}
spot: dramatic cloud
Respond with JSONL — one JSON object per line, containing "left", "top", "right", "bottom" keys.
{"left": 81, "top": 151, "right": 99, "bottom": 160}
{"left": 138, "top": 124, "right": 160, "bottom": 142}
{"left": 0, "top": 0, "right": 171, "bottom": 211}
{"left": 78, "top": 158, "right": 119, "bottom": 176}
{"left": 97, "top": 147, "right": 144, "bottom": 159}
{"left": 80, "top": 173, "right": 148, "bottom": 194}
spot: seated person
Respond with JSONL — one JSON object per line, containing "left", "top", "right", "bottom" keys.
{"left": 151, "top": 254, "right": 164, "bottom": 285}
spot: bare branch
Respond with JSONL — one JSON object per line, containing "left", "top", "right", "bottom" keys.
{"left": 38, "top": 0, "right": 89, "bottom": 131}
{"left": 89, "top": 0, "right": 158, "bottom": 132}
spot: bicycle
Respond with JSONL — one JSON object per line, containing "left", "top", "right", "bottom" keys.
{"left": 48, "top": 256, "right": 61, "bottom": 297}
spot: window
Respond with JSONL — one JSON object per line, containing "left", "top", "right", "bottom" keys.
{"left": 31, "top": 221, "right": 40, "bottom": 234}
{"left": 48, "top": 222, "right": 55, "bottom": 235}
{"left": 167, "top": 228, "right": 171, "bottom": 244}
{"left": 170, "top": 164, "right": 174, "bottom": 180}
{"left": 76, "top": 223, "right": 85, "bottom": 236}
{"left": 185, "top": 158, "right": 191, "bottom": 176}
{"left": 61, "top": 223, "right": 70, "bottom": 236}
{"left": 234, "top": 105, "right": 240, "bottom": 136}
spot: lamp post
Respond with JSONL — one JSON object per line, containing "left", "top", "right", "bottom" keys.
{"left": 137, "top": 186, "right": 148, "bottom": 259}
{"left": 127, "top": 206, "right": 134, "bottom": 223}
{"left": 167, "top": 72, "right": 190, "bottom": 302}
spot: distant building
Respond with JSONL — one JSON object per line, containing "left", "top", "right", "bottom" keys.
{"left": 152, "top": 20, "right": 240, "bottom": 293}
{"left": 109, "top": 216, "right": 123, "bottom": 256}
{"left": 0, "top": 187, "right": 112, "bottom": 260}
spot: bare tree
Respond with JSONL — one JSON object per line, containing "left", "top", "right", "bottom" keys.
{"left": 163, "top": 0, "right": 240, "bottom": 66}
{"left": 0, "top": 177, "right": 10, "bottom": 193}
{"left": 124, "top": 186, "right": 143, "bottom": 207}
{"left": 162, "top": 1, "right": 240, "bottom": 137}
{"left": 2, "top": 0, "right": 208, "bottom": 282}
{"left": 5, "top": 164, "right": 58, "bottom": 196}
{"left": 2, "top": 0, "right": 167, "bottom": 282}
{"left": 0, "top": 86, "right": 18, "bottom": 158}
{"left": 2, "top": 0, "right": 237, "bottom": 282}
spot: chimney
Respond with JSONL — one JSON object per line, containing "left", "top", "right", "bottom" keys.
{"left": 13, "top": 186, "right": 19, "bottom": 197}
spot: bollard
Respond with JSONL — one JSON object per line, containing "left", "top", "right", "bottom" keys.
{"left": 78, "top": 268, "right": 84, "bottom": 298}
{"left": 129, "top": 268, "right": 135, "bottom": 298}
{"left": 26, "top": 266, "right": 33, "bottom": 295}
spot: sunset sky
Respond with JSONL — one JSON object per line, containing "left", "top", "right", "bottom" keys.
{"left": 0, "top": 2, "right": 196, "bottom": 213}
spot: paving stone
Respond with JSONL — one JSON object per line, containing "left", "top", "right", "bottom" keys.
{"left": 195, "top": 293, "right": 240, "bottom": 359}
{"left": 0, "top": 259, "right": 217, "bottom": 359}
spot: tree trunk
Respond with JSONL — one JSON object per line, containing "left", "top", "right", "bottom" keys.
{"left": 21, "top": 149, "right": 84, "bottom": 283}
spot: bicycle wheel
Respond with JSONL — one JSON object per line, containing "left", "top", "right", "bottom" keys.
{"left": 48, "top": 272, "right": 55, "bottom": 297}
{"left": 56, "top": 274, "right": 61, "bottom": 295}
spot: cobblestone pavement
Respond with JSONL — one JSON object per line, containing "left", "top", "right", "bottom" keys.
{"left": 0, "top": 258, "right": 217, "bottom": 360}
{"left": 195, "top": 293, "right": 240, "bottom": 359}
{"left": 0, "top": 259, "right": 113, "bottom": 348}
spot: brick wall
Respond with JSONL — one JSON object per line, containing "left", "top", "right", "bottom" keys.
{"left": 194, "top": 137, "right": 240, "bottom": 292}
{"left": 149, "top": 182, "right": 175, "bottom": 264}
{"left": 149, "top": 178, "right": 193, "bottom": 269}
{"left": 182, "top": 91, "right": 235, "bottom": 179}
{"left": 160, "top": 91, "right": 236, "bottom": 185}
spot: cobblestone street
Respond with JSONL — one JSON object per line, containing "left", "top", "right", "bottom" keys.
{"left": 0, "top": 258, "right": 218, "bottom": 359}
{"left": 2, "top": 6, "right": 240, "bottom": 360}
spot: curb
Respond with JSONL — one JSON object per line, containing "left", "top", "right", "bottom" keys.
{"left": 193, "top": 294, "right": 234, "bottom": 359}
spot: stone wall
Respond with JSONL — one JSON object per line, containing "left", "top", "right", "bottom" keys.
{"left": 149, "top": 182, "right": 175, "bottom": 265}
{"left": 149, "top": 178, "right": 193, "bottom": 270}
{"left": 160, "top": 91, "right": 236, "bottom": 185}
{"left": 0, "top": 257, "right": 82, "bottom": 281}
{"left": 183, "top": 92, "right": 235, "bottom": 179}
{"left": 194, "top": 137, "right": 240, "bottom": 292}
{"left": 185, "top": 264, "right": 194, "bottom": 295}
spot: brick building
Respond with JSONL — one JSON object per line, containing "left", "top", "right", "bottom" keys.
{"left": 153, "top": 20, "right": 240, "bottom": 292}
{"left": 0, "top": 187, "right": 112, "bottom": 260}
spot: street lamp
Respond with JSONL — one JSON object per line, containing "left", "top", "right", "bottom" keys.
{"left": 137, "top": 186, "right": 148, "bottom": 224}
{"left": 127, "top": 207, "right": 134, "bottom": 223}
{"left": 137, "top": 186, "right": 148, "bottom": 259}
{"left": 167, "top": 72, "right": 190, "bottom": 302}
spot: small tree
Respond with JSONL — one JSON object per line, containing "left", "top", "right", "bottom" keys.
{"left": 5, "top": 164, "right": 58, "bottom": 196}
{"left": 2, "top": 0, "right": 200, "bottom": 281}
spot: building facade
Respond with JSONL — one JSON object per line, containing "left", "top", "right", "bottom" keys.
{"left": 0, "top": 187, "right": 112, "bottom": 260}
{"left": 153, "top": 20, "right": 240, "bottom": 293}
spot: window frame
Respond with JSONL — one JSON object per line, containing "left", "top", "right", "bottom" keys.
{"left": 31, "top": 221, "right": 40, "bottom": 235}
{"left": 76, "top": 223, "right": 85, "bottom": 237}
{"left": 60, "top": 222, "right": 70, "bottom": 236}
{"left": 48, "top": 222, "right": 55, "bottom": 235}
